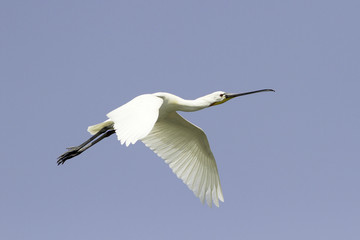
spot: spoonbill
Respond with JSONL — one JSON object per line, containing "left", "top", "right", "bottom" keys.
{"left": 58, "top": 89, "right": 274, "bottom": 207}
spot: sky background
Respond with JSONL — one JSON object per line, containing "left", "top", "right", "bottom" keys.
{"left": 1, "top": 0, "right": 360, "bottom": 239}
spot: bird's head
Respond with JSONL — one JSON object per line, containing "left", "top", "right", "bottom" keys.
{"left": 208, "top": 89, "right": 275, "bottom": 106}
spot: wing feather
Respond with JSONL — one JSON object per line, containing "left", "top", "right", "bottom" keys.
{"left": 141, "top": 112, "right": 224, "bottom": 207}
{"left": 107, "top": 94, "right": 163, "bottom": 146}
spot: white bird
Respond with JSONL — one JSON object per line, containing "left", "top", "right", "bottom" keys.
{"left": 58, "top": 89, "right": 274, "bottom": 207}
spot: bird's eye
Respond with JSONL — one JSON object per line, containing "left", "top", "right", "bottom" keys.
{"left": 220, "top": 93, "right": 224, "bottom": 97}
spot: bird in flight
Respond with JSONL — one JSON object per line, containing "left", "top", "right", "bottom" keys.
{"left": 58, "top": 89, "right": 274, "bottom": 207}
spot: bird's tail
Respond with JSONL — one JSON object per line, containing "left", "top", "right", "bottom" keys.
{"left": 87, "top": 120, "right": 114, "bottom": 135}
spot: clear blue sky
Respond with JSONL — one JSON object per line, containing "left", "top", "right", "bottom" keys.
{"left": 1, "top": 0, "right": 359, "bottom": 239}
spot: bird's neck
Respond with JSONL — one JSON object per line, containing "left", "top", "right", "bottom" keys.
{"left": 176, "top": 97, "right": 210, "bottom": 112}
{"left": 154, "top": 92, "right": 211, "bottom": 113}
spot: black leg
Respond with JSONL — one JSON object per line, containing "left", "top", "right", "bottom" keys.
{"left": 76, "top": 130, "right": 116, "bottom": 153}
{"left": 57, "top": 126, "right": 115, "bottom": 165}
{"left": 71, "top": 125, "right": 112, "bottom": 150}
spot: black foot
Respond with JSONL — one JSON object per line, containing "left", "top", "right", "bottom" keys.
{"left": 57, "top": 146, "right": 82, "bottom": 165}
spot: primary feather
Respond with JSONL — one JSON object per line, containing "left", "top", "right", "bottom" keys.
{"left": 142, "top": 112, "right": 224, "bottom": 207}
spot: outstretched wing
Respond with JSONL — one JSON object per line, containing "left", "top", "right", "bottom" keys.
{"left": 141, "top": 112, "right": 224, "bottom": 207}
{"left": 107, "top": 94, "right": 163, "bottom": 146}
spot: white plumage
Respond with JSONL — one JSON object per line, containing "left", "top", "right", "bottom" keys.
{"left": 107, "top": 94, "right": 163, "bottom": 146}
{"left": 59, "top": 89, "right": 275, "bottom": 207}
{"left": 142, "top": 111, "right": 223, "bottom": 207}
{"left": 102, "top": 93, "right": 223, "bottom": 207}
